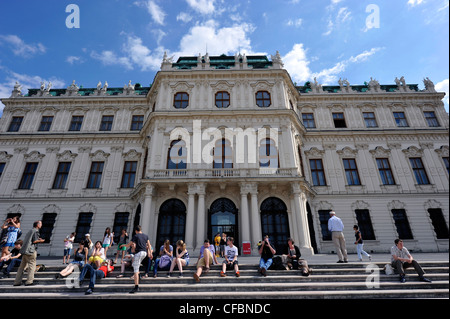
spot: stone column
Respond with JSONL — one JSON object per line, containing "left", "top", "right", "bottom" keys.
{"left": 141, "top": 184, "right": 155, "bottom": 237}
{"left": 291, "top": 182, "right": 314, "bottom": 256}
{"left": 196, "top": 185, "right": 206, "bottom": 250}
{"left": 239, "top": 183, "right": 251, "bottom": 251}
{"left": 185, "top": 184, "right": 196, "bottom": 251}
{"left": 250, "top": 186, "right": 261, "bottom": 255}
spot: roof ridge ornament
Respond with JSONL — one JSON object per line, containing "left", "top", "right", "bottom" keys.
{"left": 271, "top": 50, "right": 284, "bottom": 69}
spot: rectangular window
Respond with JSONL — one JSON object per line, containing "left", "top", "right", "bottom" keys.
{"left": 0, "top": 163, "right": 5, "bottom": 178}
{"left": 8, "top": 117, "right": 23, "bottom": 132}
{"left": 69, "top": 116, "right": 84, "bottom": 131}
{"left": 343, "top": 158, "right": 361, "bottom": 185}
{"left": 355, "top": 209, "right": 376, "bottom": 240}
{"left": 309, "top": 159, "right": 327, "bottom": 186}
{"left": 318, "top": 210, "right": 332, "bottom": 241}
{"left": 409, "top": 158, "right": 429, "bottom": 185}
{"left": 86, "top": 162, "right": 104, "bottom": 189}
{"left": 393, "top": 112, "right": 408, "bottom": 127}
{"left": 52, "top": 162, "right": 71, "bottom": 189}
{"left": 363, "top": 112, "right": 378, "bottom": 128}
{"left": 41, "top": 213, "right": 57, "bottom": 244}
{"left": 332, "top": 113, "right": 347, "bottom": 128}
{"left": 424, "top": 111, "right": 440, "bottom": 127}
{"left": 38, "top": 116, "right": 54, "bottom": 132}
{"left": 391, "top": 209, "right": 414, "bottom": 240}
{"left": 302, "top": 113, "right": 316, "bottom": 128}
{"left": 443, "top": 157, "right": 449, "bottom": 175}
{"left": 74, "top": 213, "right": 94, "bottom": 243}
{"left": 428, "top": 208, "right": 449, "bottom": 239}
{"left": 99, "top": 115, "right": 114, "bottom": 131}
{"left": 18, "top": 162, "right": 38, "bottom": 189}
{"left": 376, "top": 158, "right": 395, "bottom": 185}
{"left": 121, "top": 161, "right": 137, "bottom": 188}
{"left": 113, "top": 212, "right": 130, "bottom": 243}
{"left": 130, "top": 115, "right": 144, "bottom": 131}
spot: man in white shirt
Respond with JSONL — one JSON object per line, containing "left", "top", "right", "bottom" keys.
{"left": 391, "top": 239, "right": 431, "bottom": 283}
{"left": 220, "top": 237, "right": 240, "bottom": 277}
{"left": 328, "top": 211, "right": 348, "bottom": 263}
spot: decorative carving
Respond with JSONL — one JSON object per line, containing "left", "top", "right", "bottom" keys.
{"left": 10, "top": 82, "right": 23, "bottom": 98}
{"left": 56, "top": 150, "right": 78, "bottom": 161}
{"left": 423, "top": 77, "right": 436, "bottom": 92}
{"left": 368, "top": 77, "right": 381, "bottom": 92}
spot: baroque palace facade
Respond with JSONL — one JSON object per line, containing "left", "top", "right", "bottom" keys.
{"left": 0, "top": 52, "right": 448, "bottom": 256}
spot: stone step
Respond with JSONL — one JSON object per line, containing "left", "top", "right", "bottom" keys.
{"left": 1, "top": 272, "right": 447, "bottom": 286}
{"left": 0, "top": 288, "right": 448, "bottom": 299}
{"left": 0, "top": 280, "right": 447, "bottom": 295}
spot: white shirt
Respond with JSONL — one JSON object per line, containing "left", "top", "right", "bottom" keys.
{"left": 225, "top": 245, "right": 238, "bottom": 261}
{"left": 328, "top": 215, "right": 344, "bottom": 232}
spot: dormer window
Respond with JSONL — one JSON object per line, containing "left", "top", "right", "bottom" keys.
{"left": 174, "top": 92, "right": 189, "bottom": 109}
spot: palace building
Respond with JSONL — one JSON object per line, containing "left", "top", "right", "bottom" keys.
{"left": 0, "top": 52, "right": 448, "bottom": 256}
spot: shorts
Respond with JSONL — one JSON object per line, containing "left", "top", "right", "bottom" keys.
{"left": 222, "top": 260, "right": 238, "bottom": 270}
{"left": 132, "top": 251, "right": 147, "bottom": 273}
{"left": 64, "top": 248, "right": 72, "bottom": 256}
{"left": 89, "top": 256, "right": 104, "bottom": 263}
{"left": 117, "top": 245, "right": 127, "bottom": 251}
{"left": 102, "top": 244, "right": 110, "bottom": 248}
{"left": 197, "top": 249, "right": 213, "bottom": 268}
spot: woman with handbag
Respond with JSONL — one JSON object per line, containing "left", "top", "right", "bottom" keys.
{"left": 152, "top": 239, "right": 173, "bottom": 278}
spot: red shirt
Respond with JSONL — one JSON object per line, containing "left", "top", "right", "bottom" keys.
{"left": 99, "top": 265, "right": 113, "bottom": 277}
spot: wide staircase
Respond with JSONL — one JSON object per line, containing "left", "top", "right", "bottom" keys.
{"left": 0, "top": 260, "right": 448, "bottom": 299}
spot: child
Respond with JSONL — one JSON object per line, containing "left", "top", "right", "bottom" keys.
{"left": 221, "top": 237, "right": 240, "bottom": 277}
{"left": 354, "top": 225, "right": 372, "bottom": 261}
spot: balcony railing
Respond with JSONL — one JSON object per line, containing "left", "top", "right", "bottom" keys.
{"left": 146, "top": 168, "right": 300, "bottom": 179}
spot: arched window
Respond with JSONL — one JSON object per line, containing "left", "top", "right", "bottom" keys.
{"left": 215, "top": 91, "right": 230, "bottom": 108}
{"left": 167, "top": 140, "right": 187, "bottom": 169}
{"left": 156, "top": 199, "right": 186, "bottom": 250}
{"left": 260, "top": 197, "right": 290, "bottom": 254}
{"left": 259, "top": 138, "right": 279, "bottom": 168}
{"left": 213, "top": 139, "right": 233, "bottom": 169}
{"left": 173, "top": 92, "right": 189, "bottom": 109}
{"left": 256, "top": 91, "right": 271, "bottom": 107}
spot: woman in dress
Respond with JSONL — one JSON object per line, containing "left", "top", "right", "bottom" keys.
{"left": 1, "top": 216, "right": 21, "bottom": 259}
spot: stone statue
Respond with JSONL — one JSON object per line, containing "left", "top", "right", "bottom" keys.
{"left": 46, "top": 81, "right": 52, "bottom": 92}
{"left": 423, "top": 77, "right": 436, "bottom": 92}
{"left": 40, "top": 82, "right": 45, "bottom": 91}
{"left": 11, "top": 81, "right": 23, "bottom": 98}
{"left": 271, "top": 50, "right": 284, "bottom": 68}
{"left": 310, "top": 77, "right": 323, "bottom": 93}
{"left": 368, "top": 77, "right": 380, "bottom": 92}
{"left": 103, "top": 81, "right": 108, "bottom": 92}
{"left": 97, "top": 81, "right": 102, "bottom": 91}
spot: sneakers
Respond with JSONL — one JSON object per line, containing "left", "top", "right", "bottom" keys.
{"left": 399, "top": 275, "right": 406, "bottom": 283}
{"left": 85, "top": 288, "right": 93, "bottom": 295}
{"left": 167, "top": 272, "right": 172, "bottom": 278}
{"left": 193, "top": 273, "right": 200, "bottom": 283}
{"left": 235, "top": 271, "right": 240, "bottom": 277}
{"left": 220, "top": 271, "right": 226, "bottom": 277}
{"left": 129, "top": 286, "right": 139, "bottom": 294}
{"left": 419, "top": 276, "right": 432, "bottom": 283}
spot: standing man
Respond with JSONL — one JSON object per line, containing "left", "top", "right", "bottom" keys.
{"left": 328, "top": 211, "right": 348, "bottom": 263}
{"left": 391, "top": 239, "right": 431, "bottom": 283}
{"left": 13, "top": 221, "right": 45, "bottom": 286}
{"left": 122, "top": 225, "right": 152, "bottom": 294}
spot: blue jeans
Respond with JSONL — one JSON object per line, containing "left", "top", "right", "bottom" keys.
{"left": 259, "top": 258, "right": 273, "bottom": 270}
{"left": 79, "top": 263, "right": 104, "bottom": 288}
{"left": 0, "top": 258, "right": 21, "bottom": 275}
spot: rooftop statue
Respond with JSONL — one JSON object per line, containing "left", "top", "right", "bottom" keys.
{"left": 423, "top": 77, "right": 436, "bottom": 92}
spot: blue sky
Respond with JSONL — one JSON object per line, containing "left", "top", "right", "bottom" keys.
{"left": 0, "top": 0, "right": 449, "bottom": 116}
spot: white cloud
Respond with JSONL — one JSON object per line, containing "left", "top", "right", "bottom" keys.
{"left": 66, "top": 56, "right": 83, "bottom": 65}
{"left": 323, "top": 2, "right": 352, "bottom": 36}
{"left": 283, "top": 44, "right": 384, "bottom": 85}
{"left": 122, "top": 36, "right": 163, "bottom": 71}
{"left": 435, "top": 78, "right": 449, "bottom": 112}
{"left": 146, "top": 0, "right": 166, "bottom": 25}
{"left": 177, "top": 20, "right": 255, "bottom": 56}
{"left": 177, "top": 12, "right": 193, "bottom": 23}
{"left": 407, "top": 0, "right": 425, "bottom": 7}
{"left": 185, "top": 0, "right": 216, "bottom": 15}
{"left": 90, "top": 50, "right": 133, "bottom": 70}
{"left": 0, "top": 70, "right": 65, "bottom": 116}
{"left": 0, "top": 34, "right": 46, "bottom": 58}
{"left": 286, "top": 18, "right": 303, "bottom": 28}
{"left": 283, "top": 44, "right": 312, "bottom": 84}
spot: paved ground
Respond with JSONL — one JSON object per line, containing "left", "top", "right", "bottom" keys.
{"left": 37, "top": 251, "right": 449, "bottom": 266}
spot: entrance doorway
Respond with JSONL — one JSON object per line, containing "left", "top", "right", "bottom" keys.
{"left": 260, "top": 197, "right": 290, "bottom": 254}
{"left": 156, "top": 199, "right": 186, "bottom": 250}
{"left": 208, "top": 198, "right": 239, "bottom": 253}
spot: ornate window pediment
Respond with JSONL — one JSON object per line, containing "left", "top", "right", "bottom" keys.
{"left": 89, "top": 150, "right": 110, "bottom": 161}
{"left": 369, "top": 146, "right": 391, "bottom": 158}
{"left": 402, "top": 146, "right": 423, "bottom": 158}
{"left": 304, "top": 147, "right": 325, "bottom": 158}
